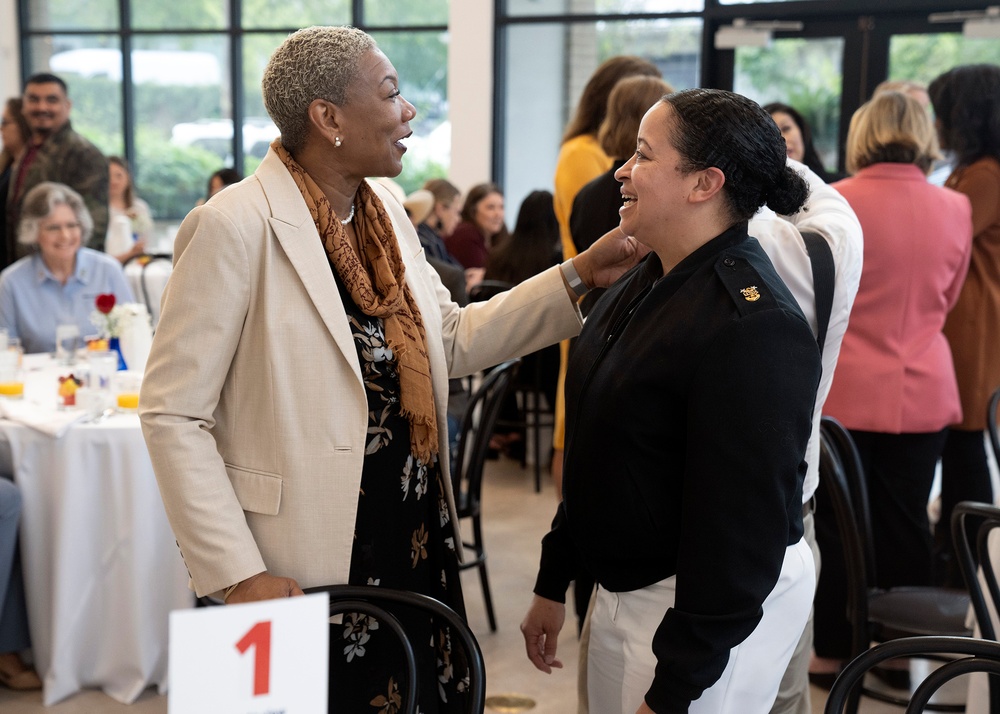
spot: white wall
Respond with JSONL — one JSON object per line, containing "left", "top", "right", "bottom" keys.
{"left": 0, "top": 1, "right": 19, "bottom": 102}
{"left": 447, "top": 1, "right": 493, "bottom": 194}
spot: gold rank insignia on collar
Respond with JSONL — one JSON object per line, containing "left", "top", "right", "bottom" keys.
{"left": 740, "top": 286, "right": 761, "bottom": 302}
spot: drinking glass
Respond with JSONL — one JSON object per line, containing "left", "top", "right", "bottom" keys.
{"left": 88, "top": 350, "right": 118, "bottom": 392}
{"left": 0, "top": 342, "right": 24, "bottom": 399}
{"left": 113, "top": 371, "right": 142, "bottom": 412}
{"left": 56, "top": 323, "right": 81, "bottom": 365}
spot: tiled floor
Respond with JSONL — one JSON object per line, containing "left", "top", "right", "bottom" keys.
{"left": 0, "top": 454, "right": 951, "bottom": 712}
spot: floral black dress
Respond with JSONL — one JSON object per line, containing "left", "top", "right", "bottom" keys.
{"left": 328, "top": 275, "right": 470, "bottom": 714}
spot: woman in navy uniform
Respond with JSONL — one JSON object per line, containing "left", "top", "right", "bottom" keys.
{"left": 521, "top": 88, "right": 822, "bottom": 714}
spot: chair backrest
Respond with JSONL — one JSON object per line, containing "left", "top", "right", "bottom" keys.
{"left": 818, "top": 423, "right": 874, "bottom": 656}
{"left": 468, "top": 279, "right": 515, "bottom": 303}
{"left": 452, "top": 358, "right": 521, "bottom": 509}
{"left": 825, "top": 635, "right": 1000, "bottom": 714}
{"left": 952, "top": 500, "right": 1000, "bottom": 713}
{"left": 952, "top": 501, "right": 1000, "bottom": 643}
{"left": 988, "top": 386, "right": 1000, "bottom": 471}
{"left": 820, "top": 416, "right": 878, "bottom": 585}
{"left": 304, "top": 584, "right": 486, "bottom": 714}
{"left": 140, "top": 253, "right": 173, "bottom": 317}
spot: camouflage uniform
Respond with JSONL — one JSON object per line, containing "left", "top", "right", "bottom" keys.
{"left": 5, "top": 120, "right": 109, "bottom": 268}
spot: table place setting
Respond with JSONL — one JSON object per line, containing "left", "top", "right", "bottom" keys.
{"left": 0, "top": 296, "right": 152, "bottom": 438}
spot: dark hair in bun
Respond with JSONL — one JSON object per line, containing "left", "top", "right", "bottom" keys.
{"left": 663, "top": 88, "right": 809, "bottom": 221}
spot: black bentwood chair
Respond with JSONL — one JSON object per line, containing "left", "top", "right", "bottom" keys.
{"left": 952, "top": 500, "right": 1000, "bottom": 713}
{"left": 987, "top": 386, "right": 1000, "bottom": 469}
{"left": 303, "top": 584, "right": 486, "bottom": 714}
{"left": 452, "top": 357, "right": 521, "bottom": 632}
{"left": 825, "top": 636, "right": 1000, "bottom": 714}
{"left": 817, "top": 417, "right": 972, "bottom": 713}
{"left": 468, "top": 280, "right": 556, "bottom": 492}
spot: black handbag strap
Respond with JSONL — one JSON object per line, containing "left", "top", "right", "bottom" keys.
{"left": 802, "top": 231, "right": 835, "bottom": 353}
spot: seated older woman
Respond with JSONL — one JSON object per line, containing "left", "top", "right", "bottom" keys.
{"left": 0, "top": 182, "right": 133, "bottom": 354}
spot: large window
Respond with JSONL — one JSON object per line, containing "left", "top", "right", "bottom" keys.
{"left": 734, "top": 37, "right": 845, "bottom": 172}
{"left": 20, "top": 0, "right": 450, "bottom": 226}
{"left": 498, "top": 0, "right": 997, "bottom": 215}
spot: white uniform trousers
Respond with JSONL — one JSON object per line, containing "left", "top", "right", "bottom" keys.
{"left": 588, "top": 537, "right": 815, "bottom": 714}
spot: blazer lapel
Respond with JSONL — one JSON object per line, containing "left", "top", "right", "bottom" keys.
{"left": 256, "top": 149, "right": 362, "bottom": 385}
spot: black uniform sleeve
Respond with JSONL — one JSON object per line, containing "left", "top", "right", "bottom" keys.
{"left": 645, "top": 309, "right": 820, "bottom": 713}
{"left": 533, "top": 501, "right": 581, "bottom": 603}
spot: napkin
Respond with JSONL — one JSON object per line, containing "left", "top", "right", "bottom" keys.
{"left": 0, "top": 399, "right": 92, "bottom": 438}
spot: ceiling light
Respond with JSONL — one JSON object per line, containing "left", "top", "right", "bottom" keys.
{"left": 714, "top": 18, "right": 804, "bottom": 50}
{"left": 929, "top": 5, "right": 1000, "bottom": 39}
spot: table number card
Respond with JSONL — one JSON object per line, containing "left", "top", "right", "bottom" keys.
{"left": 169, "top": 593, "right": 329, "bottom": 713}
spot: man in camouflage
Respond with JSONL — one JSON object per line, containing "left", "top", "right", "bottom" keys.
{"left": 4, "top": 73, "right": 109, "bottom": 268}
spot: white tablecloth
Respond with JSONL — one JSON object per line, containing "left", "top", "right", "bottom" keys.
{"left": 1, "top": 354, "right": 193, "bottom": 705}
{"left": 124, "top": 259, "right": 172, "bottom": 328}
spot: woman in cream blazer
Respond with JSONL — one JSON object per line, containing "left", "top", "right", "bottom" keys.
{"left": 139, "top": 28, "right": 643, "bottom": 609}
{"left": 139, "top": 143, "right": 601, "bottom": 599}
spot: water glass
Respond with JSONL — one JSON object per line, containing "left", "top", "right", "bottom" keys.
{"left": 88, "top": 350, "right": 118, "bottom": 392}
{"left": 56, "top": 323, "right": 81, "bottom": 365}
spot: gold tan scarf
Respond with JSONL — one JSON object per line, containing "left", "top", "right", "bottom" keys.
{"left": 273, "top": 140, "right": 438, "bottom": 463}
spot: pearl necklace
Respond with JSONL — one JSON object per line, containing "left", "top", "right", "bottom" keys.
{"left": 340, "top": 203, "right": 355, "bottom": 225}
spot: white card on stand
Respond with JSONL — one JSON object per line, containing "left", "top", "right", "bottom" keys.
{"left": 169, "top": 593, "right": 329, "bottom": 713}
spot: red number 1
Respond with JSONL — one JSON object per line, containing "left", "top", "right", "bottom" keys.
{"left": 235, "top": 620, "right": 272, "bottom": 696}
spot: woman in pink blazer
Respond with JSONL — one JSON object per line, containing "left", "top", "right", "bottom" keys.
{"left": 813, "top": 91, "right": 973, "bottom": 678}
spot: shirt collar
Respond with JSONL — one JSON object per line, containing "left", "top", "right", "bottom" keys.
{"left": 32, "top": 248, "right": 92, "bottom": 286}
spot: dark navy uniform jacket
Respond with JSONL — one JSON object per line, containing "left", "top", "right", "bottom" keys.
{"left": 534, "top": 221, "right": 821, "bottom": 713}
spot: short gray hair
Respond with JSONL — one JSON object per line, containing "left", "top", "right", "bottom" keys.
{"left": 18, "top": 182, "right": 93, "bottom": 246}
{"left": 262, "top": 26, "right": 377, "bottom": 153}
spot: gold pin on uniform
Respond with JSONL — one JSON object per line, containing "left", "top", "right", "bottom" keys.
{"left": 741, "top": 286, "right": 761, "bottom": 302}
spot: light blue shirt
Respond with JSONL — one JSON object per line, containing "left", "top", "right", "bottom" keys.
{"left": 0, "top": 248, "right": 134, "bottom": 354}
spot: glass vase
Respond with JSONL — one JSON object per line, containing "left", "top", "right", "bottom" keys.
{"left": 109, "top": 336, "right": 128, "bottom": 371}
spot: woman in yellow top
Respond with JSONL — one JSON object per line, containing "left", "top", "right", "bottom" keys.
{"left": 551, "top": 56, "right": 662, "bottom": 498}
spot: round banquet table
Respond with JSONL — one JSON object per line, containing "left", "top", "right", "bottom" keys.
{"left": 0, "top": 353, "right": 193, "bottom": 705}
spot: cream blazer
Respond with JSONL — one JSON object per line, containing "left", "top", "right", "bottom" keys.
{"left": 139, "top": 149, "right": 582, "bottom": 597}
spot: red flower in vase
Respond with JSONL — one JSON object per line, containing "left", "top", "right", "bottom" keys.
{"left": 95, "top": 294, "right": 116, "bottom": 314}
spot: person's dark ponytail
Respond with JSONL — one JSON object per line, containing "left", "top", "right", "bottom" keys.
{"left": 764, "top": 166, "right": 810, "bottom": 216}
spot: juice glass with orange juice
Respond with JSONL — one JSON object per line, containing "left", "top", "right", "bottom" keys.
{"left": 113, "top": 371, "right": 142, "bottom": 412}
{"left": 0, "top": 343, "right": 23, "bottom": 399}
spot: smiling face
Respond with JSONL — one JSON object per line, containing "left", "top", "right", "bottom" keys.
{"left": 23, "top": 81, "right": 71, "bottom": 139}
{"left": 472, "top": 192, "right": 505, "bottom": 238}
{"left": 770, "top": 111, "right": 804, "bottom": 162}
{"left": 615, "top": 102, "right": 697, "bottom": 246}
{"left": 37, "top": 203, "right": 82, "bottom": 266}
{"left": 335, "top": 49, "right": 416, "bottom": 179}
